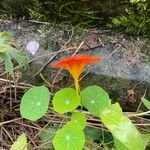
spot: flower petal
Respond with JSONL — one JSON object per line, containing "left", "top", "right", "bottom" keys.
{"left": 26, "top": 41, "right": 39, "bottom": 55}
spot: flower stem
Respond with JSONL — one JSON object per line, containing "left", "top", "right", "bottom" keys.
{"left": 74, "top": 78, "right": 79, "bottom": 95}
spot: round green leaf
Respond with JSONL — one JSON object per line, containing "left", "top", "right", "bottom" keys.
{"left": 81, "top": 86, "right": 110, "bottom": 117}
{"left": 20, "top": 86, "right": 50, "bottom": 121}
{"left": 71, "top": 112, "right": 86, "bottom": 130}
{"left": 53, "top": 88, "right": 80, "bottom": 114}
{"left": 39, "top": 127, "right": 57, "bottom": 149}
{"left": 53, "top": 122, "right": 85, "bottom": 150}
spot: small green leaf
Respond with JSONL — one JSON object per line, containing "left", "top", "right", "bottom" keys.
{"left": 71, "top": 112, "right": 86, "bottom": 129}
{"left": 84, "top": 127, "right": 102, "bottom": 142}
{"left": 81, "top": 86, "right": 110, "bottom": 117}
{"left": 39, "top": 127, "right": 57, "bottom": 149}
{"left": 53, "top": 122, "right": 85, "bottom": 150}
{"left": 0, "top": 31, "right": 11, "bottom": 43}
{"left": 20, "top": 86, "right": 50, "bottom": 121}
{"left": 0, "top": 31, "right": 28, "bottom": 77}
{"left": 9, "top": 48, "right": 28, "bottom": 67}
{"left": 141, "top": 97, "right": 150, "bottom": 110}
{"left": 100, "top": 103, "right": 145, "bottom": 150}
{"left": 5, "top": 52, "right": 14, "bottom": 76}
{"left": 10, "top": 133, "right": 27, "bottom": 150}
{"left": 53, "top": 88, "right": 80, "bottom": 114}
{"left": 0, "top": 43, "right": 8, "bottom": 53}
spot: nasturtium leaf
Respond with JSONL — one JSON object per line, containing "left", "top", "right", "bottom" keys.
{"left": 141, "top": 97, "right": 150, "bottom": 110}
{"left": 53, "top": 122, "right": 85, "bottom": 150}
{"left": 71, "top": 112, "right": 86, "bottom": 129}
{"left": 100, "top": 103, "right": 145, "bottom": 150}
{"left": 10, "top": 133, "right": 27, "bottom": 150}
{"left": 84, "top": 127, "right": 102, "bottom": 142}
{"left": 39, "top": 127, "right": 57, "bottom": 149}
{"left": 20, "top": 86, "right": 50, "bottom": 121}
{"left": 114, "top": 137, "right": 129, "bottom": 150}
{"left": 141, "top": 134, "right": 150, "bottom": 147}
{"left": 53, "top": 88, "right": 80, "bottom": 114}
{"left": 81, "top": 86, "right": 110, "bottom": 117}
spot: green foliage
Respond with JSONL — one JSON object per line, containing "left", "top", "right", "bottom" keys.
{"left": 0, "top": 0, "right": 31, "bottom": 17}
{"left": 26, "top": 0, "right": 126, "bottom": 27}
{"left": 141, "top": 134, "right": 150, "bottom": 147}
{"left": 0, "top": 31, "right": 28, "bottom": 76}
{"left": 114, "top": 137, "right": 129, "bottom": 150}
{"left": 39, "top": 127, "right": 57, "bottom": 149}
{"left": 81, "top": 86, "right": 110, "bottom": 117}
{"left": 20, "top": 86, "right": 50, "bottom": 121}
{"left": 10, "top": 133, "right": 27, "bottom": 150}
{"left": 0, "top": 31, "right": 11, "bottom": 54}
{"left": 28, "top": 0, "right": 46, "bottom": 21}
{"left": 53, "top": 122, "right": 85, "bottom": 150}
{"left": 53, "top": 88, "right": 80, "bottom": 114}
{"left": 18, "top": 64, "right": 150, "bottom": 150}
{"left": 111, "top": 0, "right": 150, "bottom": 35}
{"left": 19, "top": 82, "right": 150, "bottom": 149}
{"left": 84, "top": 127, "right": 102, "bottom": 142}
{"left": 71, "top": 112, "right": 86, "bottom": 130}
{"left": 28, "top": 0, "right": 100, "bottom": 26}
{"left": 1, "top": 0, "right": 150, "bottom": 34}
{"left": 100, "top": 103, "right": 145, "bottom": 150}
{"left": 141, "top": 96, "right": 150, "bottom": 110}
{"left": 4, "top": 51, "right": 14, "bottom": 76}
{"left": 84, "top": 126, "right": 114, "bottom": 148}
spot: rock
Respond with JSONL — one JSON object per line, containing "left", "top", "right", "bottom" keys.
{"left": 1, "top": 20, "right": 150, "bottom": 111}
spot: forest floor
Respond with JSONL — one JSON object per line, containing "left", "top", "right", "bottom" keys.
{"left": 0, "top": 18, "right": 150, "bottom": 149}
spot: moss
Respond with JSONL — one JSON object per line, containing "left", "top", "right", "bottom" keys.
{"left": 0, "top": 0, "right": 126, "bottom": 26}
{"left": 28, "top": 0, "right": 127, "bottom": 26}
{"left": 0, "top": 0, "right": 31, "bottom": 17}
{"left": 111, "top": 0, "right": 150, "bottom": 35}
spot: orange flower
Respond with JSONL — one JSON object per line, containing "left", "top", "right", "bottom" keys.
{"left": 51, "top": 55, "right": 101, "bottom": 94}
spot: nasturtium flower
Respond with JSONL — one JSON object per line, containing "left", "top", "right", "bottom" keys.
{"left": 51, "top": 55, "right": 101, "bottom": 94}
